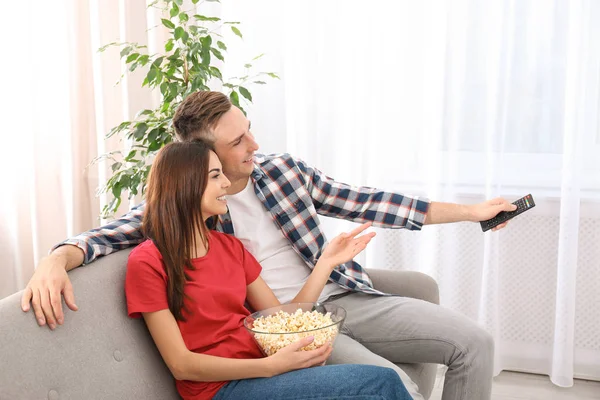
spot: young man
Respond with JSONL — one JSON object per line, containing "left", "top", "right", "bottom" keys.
{"left": 22, "top": 91, "right": 514, "bottom": 400}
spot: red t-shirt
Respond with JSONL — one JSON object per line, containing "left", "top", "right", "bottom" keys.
{"left": 125, "top": 231, "right": 264, "bottom": 400}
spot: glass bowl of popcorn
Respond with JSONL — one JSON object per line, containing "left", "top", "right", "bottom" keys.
{"left": 244, "top": 302, "right": 347, "bottom": 356}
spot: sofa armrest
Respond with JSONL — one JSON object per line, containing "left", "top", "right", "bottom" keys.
{"left": 366, "top": 269, "right": 440, "bottom": 305}
{"left": 0, "top": 248, "right": 178, "bottom": 399}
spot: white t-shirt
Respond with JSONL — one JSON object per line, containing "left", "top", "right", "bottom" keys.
{"left": 226, "top": 179, "right": 346, "bottom": 304}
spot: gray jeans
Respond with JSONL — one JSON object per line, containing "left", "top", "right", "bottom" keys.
{"left": 325, "top": 289, "right": 494, "bottom": 400}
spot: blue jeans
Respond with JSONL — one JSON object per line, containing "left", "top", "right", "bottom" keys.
{"left": 213, "top": 364, "right": 412, "bottom": 400}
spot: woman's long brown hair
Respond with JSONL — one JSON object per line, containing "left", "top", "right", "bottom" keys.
{"left": 143, "top": 140, "right": 215, "bottom": 321}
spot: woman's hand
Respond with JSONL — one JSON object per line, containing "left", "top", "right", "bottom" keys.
{"left": 319, "top": 222, "right": 376, "bottom": 268}
{"left": 264, "top": 336, "right": 332, "bottom": 376}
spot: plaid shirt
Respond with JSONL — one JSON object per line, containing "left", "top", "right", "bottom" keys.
{"left": 60, "top": 153, "right": 430, "bottom": 295}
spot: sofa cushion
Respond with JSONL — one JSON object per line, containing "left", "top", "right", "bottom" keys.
{"left": 0, "top": 248, "right": 178, "bottom": 400}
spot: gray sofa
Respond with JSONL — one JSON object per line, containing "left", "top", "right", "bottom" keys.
{"left": 0, "top": 249, "right": 439, "bottom": 399}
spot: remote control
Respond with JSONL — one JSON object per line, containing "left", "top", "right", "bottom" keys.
{"left": 480, "top": 194, "right": 535, "bottom": 232}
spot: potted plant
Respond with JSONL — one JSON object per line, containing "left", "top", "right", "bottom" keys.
{"left": 93, "top": 0, "right": 278, "bottom": 218}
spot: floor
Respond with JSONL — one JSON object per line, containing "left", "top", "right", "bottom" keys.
{"left": 429, "top": 368, "right": 600, "bottom": 400}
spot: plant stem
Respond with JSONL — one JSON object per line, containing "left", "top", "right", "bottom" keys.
{"left": 183, "top": 54, "right": 189, "bottom": 85}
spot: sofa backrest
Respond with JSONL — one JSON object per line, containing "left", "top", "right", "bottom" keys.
{"left": 0, "top": 248, "right": 179, "bottom": 400}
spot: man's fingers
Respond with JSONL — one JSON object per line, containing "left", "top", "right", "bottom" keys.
{"left": 63, "top": 280, "right": 78, "bottom": 312}
{"left": 492, "top": 198, "right": 516, "bottom": 212}
{"left": 50, "top": 289, "right": 65, "bottom": 325}
{"left": 21, "top": 287, "right": 32, "bottom": 312}
{"left": 40, "top": 289, "right": 57, "bottom": 330}
{"left": 31, "top": 289, "right": 45, "bottom": 326}
{"left": 492, "top": 221, "right": 509, "bottom": 231}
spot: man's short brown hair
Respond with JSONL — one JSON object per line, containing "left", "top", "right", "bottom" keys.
{"left": 173, "top": 91, "right": 231, "bottom": 141}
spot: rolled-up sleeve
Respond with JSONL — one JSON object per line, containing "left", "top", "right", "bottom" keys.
{"left": 295, "top": 158, "right": 430, "bottom": 230}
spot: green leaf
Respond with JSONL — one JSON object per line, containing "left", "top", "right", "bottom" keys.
{"left": 107, "top": 122, "right": 131, "bottom": 139}
{"left": 124, "top": 149, "right": 137, "bottom": 162}
{"left": 210, "top": 47, "right": 224, "bottom": 61}
{"left": 229, "top": 90, "right": 240, "bottom": 107}
{"left": 200, "top": 36, "right": 212, "bottom": 66}
{"left": 244, "top": 63, "right": 252, "bottom": 69}
{"left": 194, "top": 15, "right": 220, "bottom": 22}
{"left": 191, "top": 74, "right": 209, "bottom": 92}
{"left": 146, "top": 68, "right": 157, "bottom": 85}
{"left": 135, "top": 109, "right": 153, "bottom": 118}
{"left": 138, "top": 55, "right": 149, "bottom": 65}
{"left": 161, "top": 18, "right": 175, "bottom": 29}
{"left": 111, "top": 162, "right": 122, "bottom": 172}
{"left": 209, "top": 66, "right": 222, "bottom": 80}
{"left": 168, "top": 83, "right": 179, "bottom": 98}
{"left": 152, "top": 56, "right": 164, "bottom": 68}
{"left": 252, "top": 53, "right": 265, "bottom": 61}
{"left": 174, "top": 0, "right": 183, "bottom": 6}
{"left": 238, "top": 86, "right": 252, "bottom": 102}
{"left": 200, "top": 35, "right": 213, "bottom": 47}
{"left": 125, "top": 53, "right": 139, "bottom": 63}
{"left": 192, "top": 0, "right": 199, "bottom": 3}
{"left": 110, "top": 197, "right": 122, "bottom": 216}
{"left": 200, "top": 48, "right": 211, "bottom": 66}
{"left": 148, "top": 141, "right": 162, "bottom": 152}
{"left": 169, "top": 3, "right": 179, "bottom": 18}
{"left": 160, "top": 81, "right": 169, "bottom": 97}
{"left": 154, "top": 69, "right": 164, "bottom": 86}
{"left": 224, "top": 21, "right": 241, "bottom": 25}
{"left": 111, "top": 185, "right": 123, "bottom": 202}
{"left": 132, "top": 123, "right": 148, "bottom": 140}
{"left": 179, "top": 12, "right": 189, "bottom": 22}
{"left": 147, "top": 128, "right": 160, "bottom": 143}
{"left": 217, "top": 41, "right": 227, "bottom": 51}
{"left": 231, "top": 26, "right": 243, "bottom": 38}
{"left": 267, "top": 72, "right": 280, "bottom": 79}
{"left": 165, "top": 39, "right": 174, "bottom": 52}
{"left": 98, "top": 41, "right": 118, "bottom": 53}
{"left": 174, "top": 27, "right": 185, "bottom": 40}
{"left": 120, "top": 46, "right": 132, "bottom": 58}
{"left": 160, "top": 102, "right": 170, "bottom": 113}
{"left": 205, "top": 0, "right": 220, "bottom": 2}
{"left": 253, "top": 80, "right": 266, "bottom": 84}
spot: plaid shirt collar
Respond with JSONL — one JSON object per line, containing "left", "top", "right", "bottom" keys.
{"left": 210, "top": 156, "right": 385, "bottom": 295}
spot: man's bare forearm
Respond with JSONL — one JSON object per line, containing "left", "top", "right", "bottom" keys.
{"left": 50, "top": 245, "right": 85, "bottom": 271}
{"left": 424, "top": 202, "right": 475, "bottom": 225}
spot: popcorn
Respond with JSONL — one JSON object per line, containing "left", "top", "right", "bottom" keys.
{"left": 249, "top": 308, "right": 340, "bottom": 356}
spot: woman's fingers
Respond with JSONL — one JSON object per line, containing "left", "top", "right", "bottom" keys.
{"left": 302, "top": 342, "right": 332, "bottom": 367}
{"left": 358, "top": 231, "right": 376, "bottom": 243}
{"left": 347, "top": 222, "right": 372, "bottom": 238}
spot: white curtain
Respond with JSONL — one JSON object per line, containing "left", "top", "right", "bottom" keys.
{"left": 1, "top": 0, "right": 598, "bottom": 386}
{"left": 0, "top": 0, "right": 100, "bottom": 298}
{"left": 224, "top": 0, "right": 600, "bottom": 385}
{"left": 0, "top": 0, "right": 161, "bottom": 299}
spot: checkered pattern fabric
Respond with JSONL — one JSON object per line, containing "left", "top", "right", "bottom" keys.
{"left": 58, "top": 153, "right": 430, "bottom": 295}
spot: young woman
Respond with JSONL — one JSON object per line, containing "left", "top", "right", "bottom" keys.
{"left": 125, "top": 140, "right": 412, "bottom": 400}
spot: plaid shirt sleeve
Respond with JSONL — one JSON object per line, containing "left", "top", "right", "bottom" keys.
{"left": 52, "top": 202, "right": 146, "bottom": 264}
{"left": 294, "top": 158, "right": 430, "bottom": 230}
